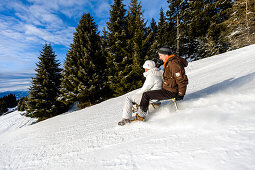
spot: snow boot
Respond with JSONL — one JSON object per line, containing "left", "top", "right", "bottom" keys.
{"left": 134, "top": 113, "right": 145, "bottom": 121}
{"left": 118, "top": 119, "right": 131, "bottom": 126}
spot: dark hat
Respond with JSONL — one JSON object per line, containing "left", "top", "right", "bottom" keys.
{"left": 158, "top": 46, "right": 173, "bottom": 55}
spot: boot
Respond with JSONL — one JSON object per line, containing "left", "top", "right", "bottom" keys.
{"left": 118, "top": 119, "right": 131, "bottom": 126}
{"left": 135, "top": 113, "right": 145, "bottom": 121}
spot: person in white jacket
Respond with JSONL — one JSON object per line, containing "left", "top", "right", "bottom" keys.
{"left": 118, "top": 60, "right": 163, "bottom": 125}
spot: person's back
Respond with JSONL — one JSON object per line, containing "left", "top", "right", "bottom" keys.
{"left": 137, "top": 67, "right": 163, "bottom": 94}
{"left": 162, "top": 55, "right": 188, "bottom": 96}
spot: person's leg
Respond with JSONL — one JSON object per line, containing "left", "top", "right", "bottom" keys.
{"left": 122, "top": 96, "right": 133, "bottom": 119}
{"left": 132, "top": 93, "right": 143, "bottom": 105}
{"left": 122, "top": 93, "right": 142, "bottom": 119}
{"left": 139, "top": 89, "right": 176, "bottom": 115}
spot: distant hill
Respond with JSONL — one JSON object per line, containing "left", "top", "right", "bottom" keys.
{"left": 0, "top": 91, "right": 28, "bottom": 99}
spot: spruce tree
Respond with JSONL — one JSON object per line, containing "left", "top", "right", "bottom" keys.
{"left": 125, "top": 0, "right": 148, "bottom": 93}
{"left": 0, "top": 97, "right": 8, "bottom": 115}
{"left": 182, "top": 0, "right": 209, "bottom": 60}
{"left": 27, "top": 43, "right": 62, "bottom": 120}
{"left": 179, "top": 0, "right": 233, "bottom": 60}
{"left": 145, "top": 18, "right": 161, "bottom": 66}
{"left": 166, "top": 0, "right": 189, "bottom": 56}
{"left": 106, "top": 0, "right": 130, "bottom": 96}
{"left": 204, "top": 0, "right": 232, "bottom": 56}
{"left": 59, "top": 13, "right": 107, "bottom": 108}
{"left": 18, "top": 96, "right": 28, "bottom": 111}
{"left": 101, "top": 28, "right": 112, "bottom": 99}
{"left": 8, "top": 94, "right": 17, "bottom": 108}
{"left": 1, "top": 94, "right": 17, "bottom": 108}
{"left": 157, "top": 8, "right": 168, "bottom": 47}
{"left": 225, "top": 0, "right": 255, "bottom": 49}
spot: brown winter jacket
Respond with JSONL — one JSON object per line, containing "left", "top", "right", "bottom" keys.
{"left": 162, "top": 55, "right": 188, "bottom": 96}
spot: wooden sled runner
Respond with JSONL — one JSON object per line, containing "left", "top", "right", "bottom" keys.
{"left": 132, "top": 98, "right": 178, "bottom": 113}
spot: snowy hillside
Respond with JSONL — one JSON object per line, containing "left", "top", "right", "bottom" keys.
{"left": 0, "top": 110, "right": 37, "bottom": 135}
{"left": 0, "top": 45, "right": 255, "bottom": 169}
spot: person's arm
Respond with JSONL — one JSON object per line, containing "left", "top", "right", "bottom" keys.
{"left": 173, "top": 65, "right": 188, "bottom": 97}
{"left": 136, "top": 76, "right": 154, "bottom": 94}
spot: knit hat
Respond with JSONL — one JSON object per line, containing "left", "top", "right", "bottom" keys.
{"left": 143, "top": 60, "right": 156, "bottom": 69}
{"left": 158, "top": 46, "right": 173, "bottom": 55}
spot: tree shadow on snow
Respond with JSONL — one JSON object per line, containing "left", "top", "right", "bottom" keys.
{"left": 184, "top": 71, "right": 255, "bottom": 102}
{"left": 146, "top": 72, "right": 255, "bottom": 121}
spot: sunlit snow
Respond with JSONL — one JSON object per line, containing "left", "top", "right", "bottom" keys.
{"left": 0, "top": 45, "right": 255, "bottom": 169}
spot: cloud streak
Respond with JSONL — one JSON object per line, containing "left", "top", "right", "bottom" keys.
{"left": 0, "top": 0, "right": 169, "bottom": 77}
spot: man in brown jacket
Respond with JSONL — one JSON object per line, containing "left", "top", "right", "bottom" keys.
{"left": 136, "top": 46, "right": 188, "bottom": 120}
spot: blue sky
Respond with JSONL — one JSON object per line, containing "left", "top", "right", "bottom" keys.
{"left": 0, "top": 0, "right": 168, "bottom": 74}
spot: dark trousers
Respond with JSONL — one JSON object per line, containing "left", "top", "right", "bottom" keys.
{"left": 140, "top": 89, "right": 177, "bottom": 112}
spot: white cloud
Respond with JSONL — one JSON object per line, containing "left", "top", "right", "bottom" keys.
{"left": 94, "top": 1, "right": 111, "bottom": 19}
{"left": 24, "top": 24, "right": 74, "bottom": 46}
{"left": 0, "top": 0, "right": 169, "bottom": 74}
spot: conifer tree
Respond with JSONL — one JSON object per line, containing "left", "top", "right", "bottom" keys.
{"left": 59, "top": 13, "right": 107, "bottom": 108}
{"left": 204, "top": 0, "right": 232, "bottom": 56}
{"left": 18, "top": 96, "right": 28, "bottom": 111}
{"left": 0, "top": 94, "right": 18, "bottom": 115}
{"left": 8, "top": 94, "right": 17, "bottom": 108}
{"left": 106, "top": 0, "right": 130, "bottom": 96}
{"left": 183, "top": 0, "right": 209, "bottom": 60}
{"left": 101, "top": 28, "right": 112, "bottom": 99}
{"left": 166, "top": 0, "right": 189, "bottom": 56}
{"left": 225, "top": 0, "right": 255, "bottom": 49}
{"left": 1, "top": 94, "right": 17, "bottom": 108}
{"left": 157, "top": 8, "right": 168, "bottom": 47}
{"left": 145, "top": 18, "right": 160, "bottom": 66}
{"left": 125, "top": 0, "right": 148, "bottom": 92}
{"left": 27, "top": 43, "right": 62, "bottom": 120}
{"left": 179, "top": 0, "right": 232, "bottom": 60}
{"left": 0, "top": 100, "right": 8, "bottom": 115}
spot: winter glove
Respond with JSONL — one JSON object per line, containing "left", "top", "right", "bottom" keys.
{"left": 175, "top": 94, "right": 184, "bottom": 101}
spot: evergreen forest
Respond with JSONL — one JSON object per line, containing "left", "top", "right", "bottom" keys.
{"left": 0, "top": 94, "right": 17, "bottom": 115}
{"left": 24, "top": 0, "right": 254, "bottom": 120}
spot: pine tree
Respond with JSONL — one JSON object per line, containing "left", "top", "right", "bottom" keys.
{"left": 145, "top": 18, "right": 161, "bottom": 66}
{"left": 18, "top": 96, "right": 28, "bottom": 111}
{"left": 0, "top": 100, "right": 8, "bottom": 115}
{"left": 0, "top": 94, "right": 17, "bottom": 108}
{"left": 125, "top": 0, "right": 148, "bottom": 93}
{"left": 157, "top": 8, "right": 168, "bottom": 47}
{"left": 181, "top": 0, "right": 209, "bottom": 60}
{"left": 166, "top": 0, "right": 189, "bottom": 56}
{"left": 26, "top": 43, "right": 62, "bottom": 120}
{"left": 225, "top": 0, "right": 255, "bottom": 49}
{"left": 101, "top": 28, "right": 112, "bottom": 99}
{"left": 60, "top": 13, "right": 107, "bottom": 108}
{"left": 179, "top": 0, "right": 233, "bottom": 60}
{"left": 106, "top": 0, "right": 130, "bottom": 96}
{"left": 204, "top": 0, "right": 232, "bottom": 56}
{"left": 7, "top": 94, "right": 17, "bottom": 108}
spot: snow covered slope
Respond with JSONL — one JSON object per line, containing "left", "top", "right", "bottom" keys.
{"left": 0, "top": 45, "right": 255, "bottom": 169}
{"left": 0, "top": 110, "right": 37, "bottom": 135}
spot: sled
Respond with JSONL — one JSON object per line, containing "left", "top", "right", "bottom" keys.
{"left": 132, "top": 98, "right": 178, "bottom": 113}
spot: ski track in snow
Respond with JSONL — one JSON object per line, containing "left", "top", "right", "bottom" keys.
{"left": 0, "top": 45, "right": 255, "bottom": 169}
{"left": 0, "top": 110, "right": 37, "bottom": 135}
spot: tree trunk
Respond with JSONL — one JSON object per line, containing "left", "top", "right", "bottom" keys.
{"left": 176, "top": 6, "right": 180, "bottom": 56}
{"left": 246, "top": 0, "right": 249, "bottom": 42}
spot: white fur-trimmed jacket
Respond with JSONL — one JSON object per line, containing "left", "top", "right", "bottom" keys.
{"left": 136, "top": 68, "right": 163, "bottom": 94}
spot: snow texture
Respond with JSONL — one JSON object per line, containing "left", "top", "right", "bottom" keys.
{"left": 0, "top": 44, "right": 255, "bottom": 169}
